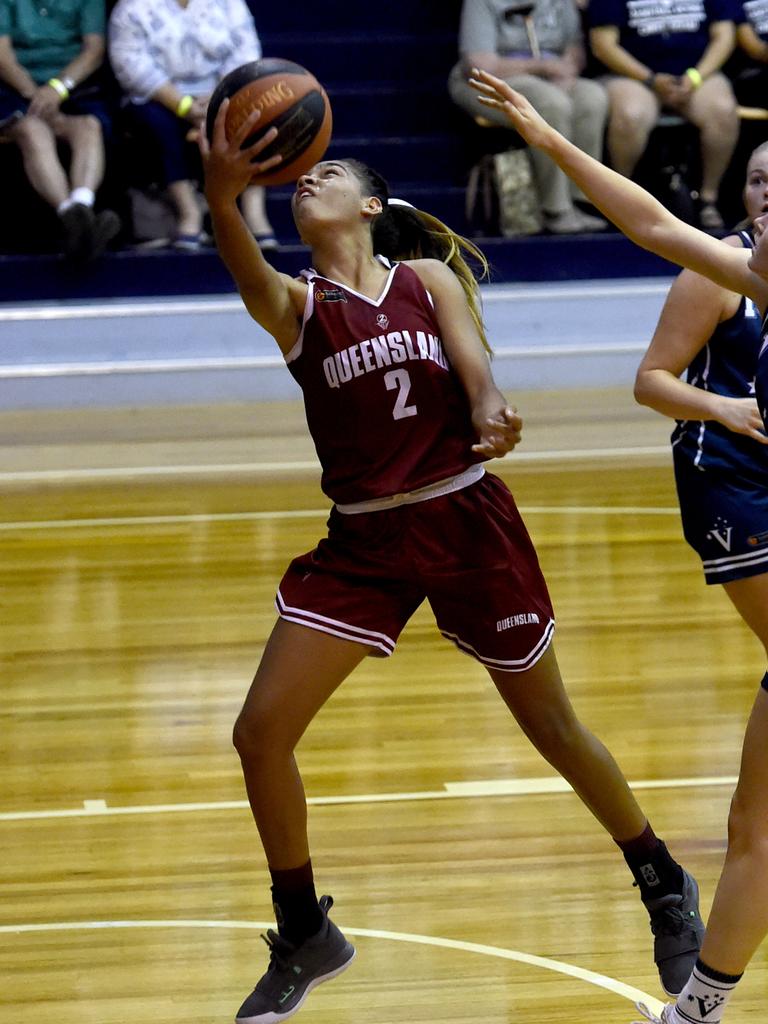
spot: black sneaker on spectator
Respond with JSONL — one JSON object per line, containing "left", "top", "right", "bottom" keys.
{"left": 698, "top": 201, "right": 724, "bottom": 231}
{"left": 85, "top": 210, "right": 121, "bottom": 262}
{"left": 59, "top": 202, "right": 94, "bottom": 260}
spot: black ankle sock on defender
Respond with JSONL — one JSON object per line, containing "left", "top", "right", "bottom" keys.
{"left": 615, "top": 822, "right": 685, "bottom": 898}
{"left": 269, "top": 861, "right": 324, "bottom": 944}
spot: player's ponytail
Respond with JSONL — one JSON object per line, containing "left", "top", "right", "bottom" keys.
{"left": 345, "top": 159, "right": 492, "bottom": 354}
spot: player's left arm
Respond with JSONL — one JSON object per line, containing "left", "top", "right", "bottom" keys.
{"left": 407, "top": 258, "right": 522, "bottom": 458}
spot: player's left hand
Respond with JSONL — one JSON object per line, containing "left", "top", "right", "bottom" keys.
{"left": 472, "top": 405, "right": 523, "bottom": 458}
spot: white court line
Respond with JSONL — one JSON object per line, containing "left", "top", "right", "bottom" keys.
{"left": 0, "top": 444, "right": 669, "bottom": 485}
{"left": 0, "top": 504, "right": 679, "bottom": 532}
{"left": 0, "top": 774, "right": 737, "bottom": 822}
{"left": 0, "top": 342, "right": 653, "bottom": 379}
{"left": 0, "top": 917, "right": 664, "bottom": 1013}
{"left": 0, "top": 279, "right": 673, "bottom": 322}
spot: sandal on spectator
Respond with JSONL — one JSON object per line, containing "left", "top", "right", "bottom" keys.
{"left": 173, "top": 231, "right": 204, "bottom": 252}
{"left": 253, "top": 232, "right": 279, "bottom": 250}
{"left": 698, "top": 201, "right": 724, "bottom": 230}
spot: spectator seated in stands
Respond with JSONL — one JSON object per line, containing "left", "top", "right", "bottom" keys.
{"left": 588, "top": 0, "right": 740, "bottom": 229}
{"left": 108, "top": 0, "right": 275, "bottom": 251}
{"left": 728, "top": 0, "right": 768, "bottom": 107}
{"left": 0, "top": 0, "right": 120, "bottom": 261}
{"left": 449, "top": 0, "right": 609, "bottom": 234}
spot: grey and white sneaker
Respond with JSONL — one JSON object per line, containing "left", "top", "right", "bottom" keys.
{"left": 235, "top": 895, "right": 355, "bottom": 1024}
{"left": 644, "top": 869, "right": 705, "bottom": 997}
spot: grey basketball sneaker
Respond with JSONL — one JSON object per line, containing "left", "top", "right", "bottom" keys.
{"left": 235, "top": 895, "right": 355, "bottom": 1024}
{"left": 644, "top": 869, "right": 705, "bottom": 997}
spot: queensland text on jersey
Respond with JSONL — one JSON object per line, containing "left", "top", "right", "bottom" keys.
{"left": 285, "top": 259, "right": 483, "bottom": 505}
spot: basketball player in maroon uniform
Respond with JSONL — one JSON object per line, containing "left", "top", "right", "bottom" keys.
{"left": 200, "top": 101, "right": 704, "bottom": 1024}
{"left": 467, "top": 67, "right": 768, "bottom": 1024}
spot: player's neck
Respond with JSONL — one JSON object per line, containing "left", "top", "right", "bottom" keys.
{"left": 311, "top": 239, "right": 388, "bottom": 298}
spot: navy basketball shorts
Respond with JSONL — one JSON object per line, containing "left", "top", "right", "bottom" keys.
{"left": 277, "top": 472, "right": 555, "bottom": 673}
{"left": 674, "top": 451, "right": 768, "bottom": 584}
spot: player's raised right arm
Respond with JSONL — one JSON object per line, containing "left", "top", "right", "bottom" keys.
{"left": 469, "top": 69, "right": 768, "bottom": 309}
{"left": 201, "top": 101, "right": 305, "bottom": 352}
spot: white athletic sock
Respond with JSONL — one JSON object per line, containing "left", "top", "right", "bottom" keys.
{"left": 69, "top": 186, "right": 95, "bottom": 207}
{"left": 669, "top": 960, "right": 741, "bottom": 1024}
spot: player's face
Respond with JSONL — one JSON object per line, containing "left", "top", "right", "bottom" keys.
{"left": 292, "top": 161, "right": 378, "bottom": 239}
{"left": 743, "top": 152, "right": 768, "bottom": 223}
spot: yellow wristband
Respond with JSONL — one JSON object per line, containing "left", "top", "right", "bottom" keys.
{"left": 47, "top": 77, "right": 69, "bottom": 100}
{"left": 685, "top": 67, "right": 703, "bottom": 88}
{"left": 176, "top": 94, "right": 194, "bottom": 118}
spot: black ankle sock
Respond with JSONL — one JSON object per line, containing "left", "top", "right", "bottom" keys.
{"left": 269, "top": 862, "right": 324, "bottom": 944}
{"left": 615, "top": 823, "right": 685, "bottom": 899}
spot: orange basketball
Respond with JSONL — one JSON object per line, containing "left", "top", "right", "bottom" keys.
{"left": 206, "top": 58, "right": 333, "bottom": 187}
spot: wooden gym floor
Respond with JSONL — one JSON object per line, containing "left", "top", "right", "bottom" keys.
{"left": 1, "top": 389, "right": 765, "bottom": 1023}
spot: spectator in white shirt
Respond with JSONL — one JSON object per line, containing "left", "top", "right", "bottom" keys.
{"left": 109, "top": 0, "right": 276, "bottom": 249}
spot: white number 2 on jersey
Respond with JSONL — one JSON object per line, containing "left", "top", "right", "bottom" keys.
{"left": 384, "top": 369, "right": 418, "bottom": 420}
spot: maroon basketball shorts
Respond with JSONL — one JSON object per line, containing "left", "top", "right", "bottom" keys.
{"left": 276, "top": 472, "right": 555, "bottom": 673}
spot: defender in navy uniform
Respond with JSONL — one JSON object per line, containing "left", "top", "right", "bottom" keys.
{"left": 635, "top": 143, "right": 768, "bottom": 594}
{"left": 200, "top": 100, "right": 705, "bottom": 1023}
{"left": 468, "top": 68, "right": 768, "bottom": 1024}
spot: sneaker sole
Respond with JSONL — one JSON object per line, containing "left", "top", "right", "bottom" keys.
{"left": 235, "top": 947, "right": 356, "bottom": 1024}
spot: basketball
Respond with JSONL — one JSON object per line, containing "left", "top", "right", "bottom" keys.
{"left": 206, "top": 58, "right": 333, "bottom": 187}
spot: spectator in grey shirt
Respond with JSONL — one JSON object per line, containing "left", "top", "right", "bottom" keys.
{"left": 449, "top": 0, "right": 608, "bottom": 233}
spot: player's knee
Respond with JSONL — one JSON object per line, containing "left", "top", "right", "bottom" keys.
{"left": 232, "top": 703, "right": 291, "bottom": 761}
{"left": 233, "top": 707, "right": 265, "bottom": 755}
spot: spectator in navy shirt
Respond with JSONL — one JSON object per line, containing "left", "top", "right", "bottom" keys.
{"left": 588, "top": 0, "right": 740, "bottom": 228}
{"left": 729, "top": 0, "right": 768, "bottom": 105}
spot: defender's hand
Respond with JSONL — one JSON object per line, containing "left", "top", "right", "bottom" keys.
{"left": 469, "top": 69, "right": 556, "bottom": 149}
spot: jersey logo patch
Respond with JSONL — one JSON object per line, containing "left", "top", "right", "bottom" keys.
{"left": 315, "top": 288, "right": 347, "bottom": 303}
{"left": 707, "top": 516, "right": 733, "bottom": 552}
{"left": 376, "top": 313, "right": 389, "bottom": 329}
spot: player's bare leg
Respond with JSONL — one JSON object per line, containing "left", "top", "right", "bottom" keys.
{"left": 231, "top": 619, "right": 365, "bottom": 1023}
{"left": 234, "top": 618, "right": 369, "bottom": 867}
{"left": 489, "top": 643, "right": 704, "bottom": 995}
{"left": 489, "top": 644, "right": 646, "bottom": 836}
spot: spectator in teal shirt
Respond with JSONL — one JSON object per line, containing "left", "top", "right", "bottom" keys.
{"left": 0, "top": 0, "right": 120, "bottom": 260}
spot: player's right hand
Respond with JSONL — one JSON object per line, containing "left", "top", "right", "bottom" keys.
{"left": 199, "top": 99, "right": 282, "bottom": 203}
{"left": 716, "top": 396, "right": 768, "bottom": 442}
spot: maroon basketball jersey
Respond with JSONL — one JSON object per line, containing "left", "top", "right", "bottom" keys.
{"left": 285, "top": 259, "right": 483, "bottom": 504}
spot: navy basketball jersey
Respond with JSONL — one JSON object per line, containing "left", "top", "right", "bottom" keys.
{"left": 285, "top": 259, "right": 483, "bottom": 504}
{"left": 758, "top": 332, "right": 768, "bottom": 429}
{"left": 671, "top": 231, "right": 768, "bottom": 481}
